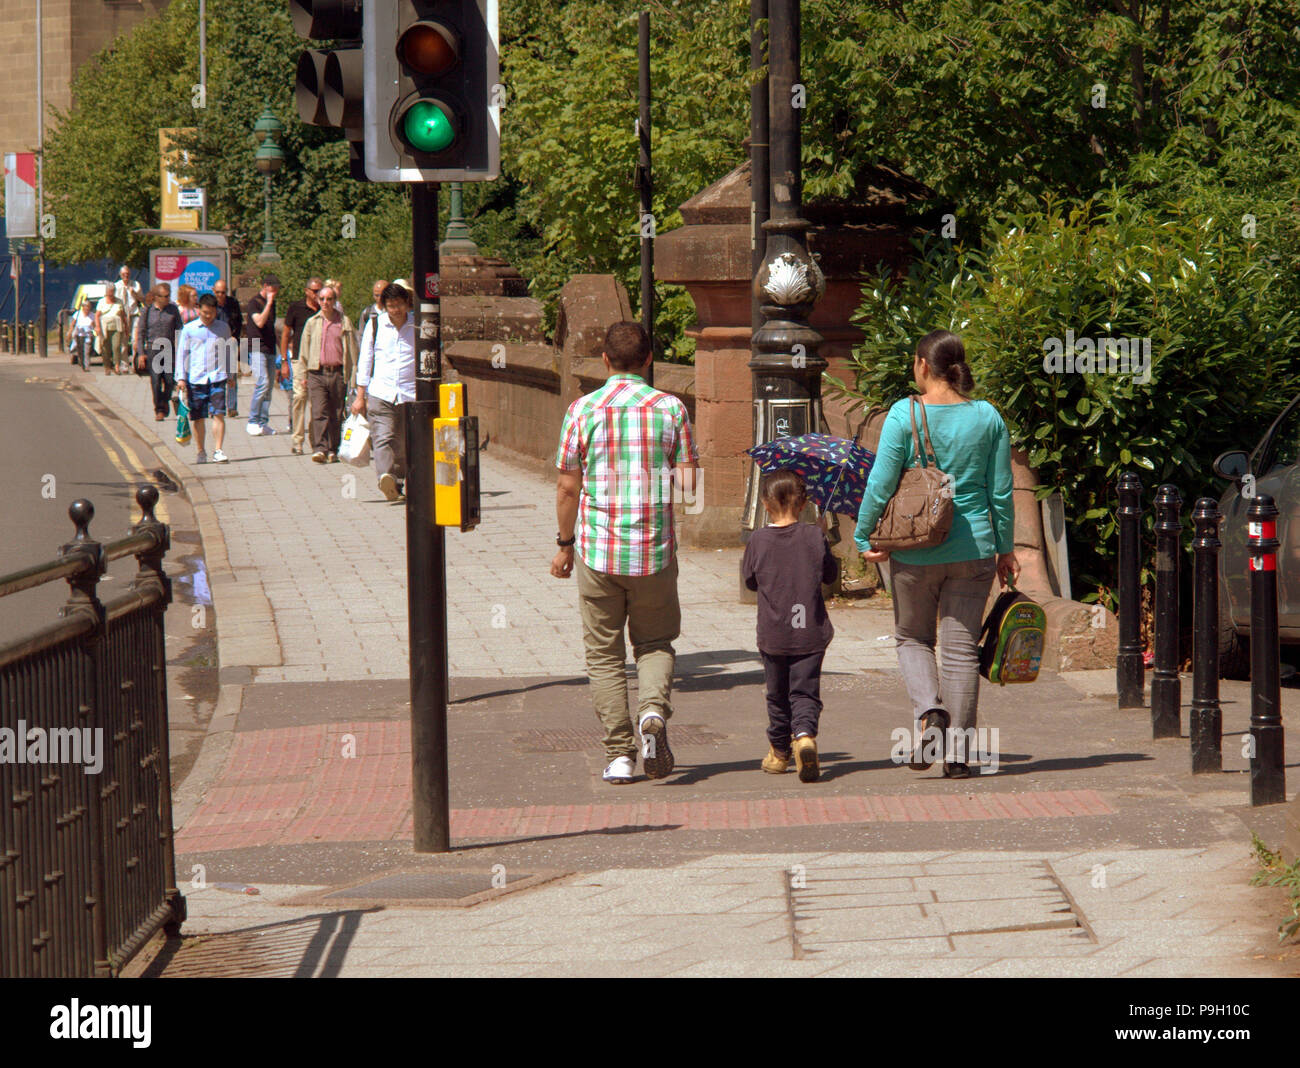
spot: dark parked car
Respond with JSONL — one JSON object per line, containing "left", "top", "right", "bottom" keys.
{"left": 1213, "top": 393, "right": 1300, "bottom": 676}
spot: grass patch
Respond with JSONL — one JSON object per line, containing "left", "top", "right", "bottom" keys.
{"left": 1250, "top": 832, "right": 1300, "bottom": 942}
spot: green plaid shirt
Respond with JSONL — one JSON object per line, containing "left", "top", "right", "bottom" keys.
{"left": 556, "top": 373, "right": 698, "bottom": 576}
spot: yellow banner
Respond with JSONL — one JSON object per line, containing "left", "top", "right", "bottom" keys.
{"left": 159, "top": 128, "right": 199, "bottom": 230}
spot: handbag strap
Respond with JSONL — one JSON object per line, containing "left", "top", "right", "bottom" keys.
{"left": 908, "top": 397, "right": 940, "bottom": 468}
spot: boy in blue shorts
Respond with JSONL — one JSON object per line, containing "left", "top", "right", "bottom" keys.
{"left": 177, "top": 293, "right": 233, "bottom": 464}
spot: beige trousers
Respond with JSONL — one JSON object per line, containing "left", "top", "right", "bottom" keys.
{"left": 291, "top": 359, "right": 309, "bottom": 446}
{"left": 575, "top": 555, "right": 680, "bottom": 761}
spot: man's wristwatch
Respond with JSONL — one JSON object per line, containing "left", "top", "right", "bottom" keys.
{"left": 556, "top": 533, "right": 576, "bottom": 547}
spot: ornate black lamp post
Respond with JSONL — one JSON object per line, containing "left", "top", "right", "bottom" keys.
{"left": 440, "top": 183, "right": 478, "bottom": 254}
{"left": 253, "top": 106, "right": 284, "bottom": 265}
{"left": 742, "top": 0, "right": 825, "bottom": 530}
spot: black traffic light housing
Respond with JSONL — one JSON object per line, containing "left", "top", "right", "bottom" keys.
{"left": 364, "top": 0, "right": 500, "bottom": 182}
{"left": 291, "top": 0, "right": 368, "bottom": 182}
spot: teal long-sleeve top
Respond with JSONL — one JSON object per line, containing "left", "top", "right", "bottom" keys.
{"left": 854, "top": 396, "right": 1015, "bottom": 565}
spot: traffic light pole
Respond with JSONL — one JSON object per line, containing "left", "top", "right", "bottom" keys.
{"left": 408, "top": 180, "right": 450, "bottom": 852}
{"left": 637, "top": 11, "right": 653, "bottom": 387}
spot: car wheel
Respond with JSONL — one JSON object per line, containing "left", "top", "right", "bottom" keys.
{"left": 1218, "top": 581, "right": 1250, "bottom": 679}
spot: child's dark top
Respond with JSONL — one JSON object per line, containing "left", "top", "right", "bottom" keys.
{"left": 741, "top": 523, "right": 837, "bottom": 655}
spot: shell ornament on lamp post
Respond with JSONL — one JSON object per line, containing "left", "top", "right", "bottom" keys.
{"left": 758, "top": 250, "right": 826, "bottom": 307}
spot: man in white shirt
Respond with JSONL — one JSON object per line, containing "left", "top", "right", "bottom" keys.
{"left": 176, "top": 294, "right": 233, "bottom": 464}
{"left": 351, "top": 280, "right": 415, "bottom": 501}
{"left": 115, "top": 266, "right": 143, "bottom": 360}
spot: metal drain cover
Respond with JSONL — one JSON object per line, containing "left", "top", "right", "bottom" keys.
{"left": 285, "top": 869, "right": 569, "bottom": 908}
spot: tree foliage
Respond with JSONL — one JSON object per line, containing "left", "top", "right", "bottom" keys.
{"left": 43, "top": 3, "right": 199, "bottom": 265}
{"left": 835, "top": 0, "right": 1300, "bottom": 598}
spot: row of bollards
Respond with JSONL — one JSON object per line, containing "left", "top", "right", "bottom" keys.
{"left": 0, "top": 322, "right": 41, "bottom": 354}
{"left": 1116, "top": 471, "right": 1285, "bottom": 805}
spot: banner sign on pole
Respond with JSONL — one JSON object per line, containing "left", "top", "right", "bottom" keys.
{"left": 4, "top": 153, "right": 37, "bottom": 239}
{"left": 159, "top": 129, "right": 200, "bottom": 230}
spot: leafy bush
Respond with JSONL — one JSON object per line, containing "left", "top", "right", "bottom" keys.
{"left": 837, "top": 192, "right": 1300, "bottom": 599}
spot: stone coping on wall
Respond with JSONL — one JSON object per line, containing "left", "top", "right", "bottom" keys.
{"left": 445, "top": 341, "right": 560, "bottom": 392}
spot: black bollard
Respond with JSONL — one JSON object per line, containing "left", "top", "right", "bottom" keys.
{"left": 1190, "top": 498, "right": 1222, "bottom": 772}
{"left": 1151, "top": 484, "right": 1183, "bottom": 737}
{"left": 1117, "top": 471, "right": 1145, "bottom": 708}
{"left": 1247, "top": 494, "right": 1285, "bottom": 805}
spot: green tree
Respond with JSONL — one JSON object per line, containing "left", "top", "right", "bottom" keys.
{"left": 43, "top": 2, "right": 199, "bottom": 265}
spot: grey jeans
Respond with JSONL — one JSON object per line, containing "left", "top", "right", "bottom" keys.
{"left": 890, "top": 556, "right": 996, "bottom": 731}
{"left": 366, "top": 395, "right": 407, "bottom": 482}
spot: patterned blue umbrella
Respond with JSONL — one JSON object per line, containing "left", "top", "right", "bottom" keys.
{"left": 747, "top": 433, "right": 876, "bottom": 516}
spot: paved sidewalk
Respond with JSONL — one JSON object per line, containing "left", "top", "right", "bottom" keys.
{"left": 84, "top": 369, "right": 899, "bottom": 682}
{"left": 77, "top": 368, "right": 1300, "bottom": 979}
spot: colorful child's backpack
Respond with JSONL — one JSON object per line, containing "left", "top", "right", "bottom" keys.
{"left": 978, "top": 587, "right": 1046, "bottom": 685}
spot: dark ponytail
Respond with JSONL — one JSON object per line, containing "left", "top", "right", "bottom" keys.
{"left": 916, "top": 330, "right": 975, "bottom": 396}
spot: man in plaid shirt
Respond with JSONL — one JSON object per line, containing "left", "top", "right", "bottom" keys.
{"left": 551, "top": 322, "right": 699, "bottom": 784}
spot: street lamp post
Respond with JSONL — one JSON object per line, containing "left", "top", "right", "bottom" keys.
{"left": 742, "top": 0, "right": 825, "bottom": 530}
{"left": 440, "top": 183, "right": 478, "bottom": 254}
{"left": 253, "top": 106, "right": 284, "bottom": 265}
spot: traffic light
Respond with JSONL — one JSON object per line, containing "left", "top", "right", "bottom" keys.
{"left": 291, "top": 0, "right": 368, "bottom": 181}
{"left": 364, "top": 1, "right": 500, "bottom": 182}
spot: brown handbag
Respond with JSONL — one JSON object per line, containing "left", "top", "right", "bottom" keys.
{"left": 869, "top": 397, "right": 954, "bottom": 551}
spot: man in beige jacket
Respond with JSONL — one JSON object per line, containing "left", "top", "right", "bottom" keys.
{"left": 298, "top": 285, "right": 358, "bottom": 462}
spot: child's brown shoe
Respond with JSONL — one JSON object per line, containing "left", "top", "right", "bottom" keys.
{"left": 793, "top": 735, "right": 820, "bottom": 782}
{"left": 761, "top": 745, "right": 791, "bottom": 774}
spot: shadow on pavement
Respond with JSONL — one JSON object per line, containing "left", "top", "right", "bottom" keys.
{"left": 991, "top": 752, "right": 1153, "bottom": 777}
{"left": 140, "top": 908, "right": 379, "bottom": 978}
{"left": 450, "top": 824, "right": 685, "bottom": 852}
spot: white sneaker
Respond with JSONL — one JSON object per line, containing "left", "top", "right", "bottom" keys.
{"left": 379, "top": 472, "right": 400, "bottom": 501}
{"left": 638, "top": 713, "right": 675, "bottom": 779}
{"left": 262, "top": 426, "right": 277, "bottom": 436}
{"left": 194, "top": 451, "right": 208, "bottom": 464}
{"left": 602, "top": 756, "right": 635, "bottom": 784}
{"left": 245, "top": 423, "right": 263, "bottom": 436}
{"left": 212, "top": 449, "right": 228, "bottom": 463}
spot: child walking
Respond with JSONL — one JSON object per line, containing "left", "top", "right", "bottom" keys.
{"left": 741, "top": 470, "right": 838, "bottom": 782}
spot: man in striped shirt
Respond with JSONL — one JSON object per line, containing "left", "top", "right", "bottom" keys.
{"left": 552, "top": 322, "right": 699, "bottom": 785}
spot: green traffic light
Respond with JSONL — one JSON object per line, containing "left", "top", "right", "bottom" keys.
{"left": 402, "top": 100, "right": 455, "bottom": 153}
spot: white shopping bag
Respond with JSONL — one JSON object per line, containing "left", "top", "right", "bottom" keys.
{"left": 339, "top": 413, "right": 371, "bottom": 466}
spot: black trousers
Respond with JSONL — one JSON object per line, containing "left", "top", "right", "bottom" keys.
{"left": 760, "top": 649, "right": 826, "bottom": 752}
{"left": 150, "top": 365, "right": 174, "bottom": 416}
{"left": 308, "top": 367, "right": 345, "bottom": 453}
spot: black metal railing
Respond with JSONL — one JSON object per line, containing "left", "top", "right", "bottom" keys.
{"left": 0, "top": 486, "right": 185, "bottom": 977}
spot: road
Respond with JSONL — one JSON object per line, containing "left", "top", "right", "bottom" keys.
{"left": 0, "top": 354, "right": 217, "bottom": 789}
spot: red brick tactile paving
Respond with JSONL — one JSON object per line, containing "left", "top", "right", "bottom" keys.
{"left": 173, "top": 723, "right": 1118, "bottom": 853}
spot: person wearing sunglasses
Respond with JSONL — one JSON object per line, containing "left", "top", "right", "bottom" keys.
{"left": 282, "top": 277, "right": 323, "bottom": 454}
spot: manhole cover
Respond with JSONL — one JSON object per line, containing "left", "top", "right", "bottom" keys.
{"left": 514, "top": 724, "right": 726, "bottom": 751}
{"left": 287, "top": 869, "right": 569, "bottom": 908}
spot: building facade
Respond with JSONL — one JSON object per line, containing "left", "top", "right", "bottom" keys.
{"left": 0, "top": 0, "right": 170, "bottom": 155}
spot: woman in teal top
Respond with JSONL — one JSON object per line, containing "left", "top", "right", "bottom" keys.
{"left": 854, "top": 330, "right": 1018, "bottom": 778}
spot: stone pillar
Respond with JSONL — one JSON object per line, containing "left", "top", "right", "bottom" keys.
{"left": 657, "top": 159, "right": 921, "bottom": 547}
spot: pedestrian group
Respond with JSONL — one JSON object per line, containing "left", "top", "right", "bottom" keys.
{"left": 552, "top": 325, "right": 1019, "bottom": 785}
{"left": 94, "top": 266, "right": 413, "bottom": 497}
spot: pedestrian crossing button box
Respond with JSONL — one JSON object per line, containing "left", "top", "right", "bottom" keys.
{"left": 433, "top": 413, "right": 480, "bottom": 532}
